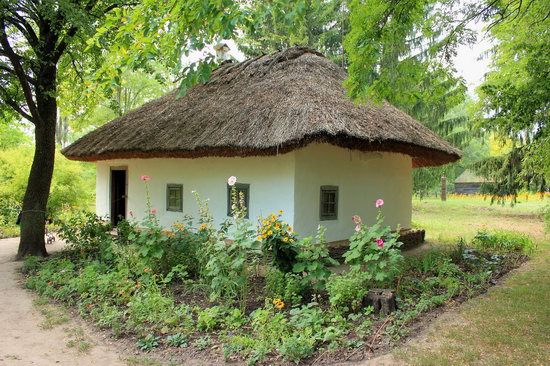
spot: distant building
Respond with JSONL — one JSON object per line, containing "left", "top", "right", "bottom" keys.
{"left": 454, "top": 170, "right": 492, "bottom": 194}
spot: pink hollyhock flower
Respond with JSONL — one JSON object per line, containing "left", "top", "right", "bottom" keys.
{"left": 140, "top": 175, "right": 151, "bottom": 182}
{"left": 352, "top": 215, "right": 362, "bottom": 224}
{"left": 150, "top": 209, "right": 157, "bottom": 215}
{"left": 355, "top": 224, "right": 361, "bottom": 232}
{"left": 227, "top": 176, "right": 237, "bottom": 186}
{"left": 129, "top": 210, "right": 134, "bottom": 217}
{"left": 376, "top": 239, "right": 384, "bottom": 248}
{"left": 375, "top": 199, "right": 384, "bottom": 208}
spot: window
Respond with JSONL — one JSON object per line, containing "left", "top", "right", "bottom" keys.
{"left": 320, "top": 185, "right": 338, "bottom": 220}
{"left": 227, "top": 183, "right": 250, "bottom": 218}
{"left": 166, "top": 184, "right": 183, "bottom": 212}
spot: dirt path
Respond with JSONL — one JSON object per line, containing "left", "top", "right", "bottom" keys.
{"left": 0, "top": 237, "right": 127, "bottom": 366}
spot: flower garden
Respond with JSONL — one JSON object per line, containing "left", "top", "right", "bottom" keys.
{"left": 22, "top": 177, "right": 534, "bottom": 365}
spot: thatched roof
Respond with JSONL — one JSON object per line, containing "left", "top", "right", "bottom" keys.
{"left": 455, "top": 169, "right": 493, "bottom": 184}
{"left": 62, "top": 47, "right": 461, "bottom": 167}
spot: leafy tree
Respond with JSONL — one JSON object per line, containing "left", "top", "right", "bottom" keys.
{"left": 238, "top": 0, "right": 348, "bottom": 65}
{"left": 474, "top": 0, "right": 549, "bottom": 200}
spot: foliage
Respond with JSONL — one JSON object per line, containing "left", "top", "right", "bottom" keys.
{"left": 204, "top": 186, "right": 261, "bottom": 311}
{"left": 343, "top": 204, "right": 404, "bottom": 283}
{"left": 258, "top": 211, "right": 299, "bottom": 273}
{"left": 0, "top": 147, "right": 95, "bottom": 216}
{"left": 472, "top": 230, "right": 534, "bottom": 254}
{"left": 22, "top": 179, "right": 536, "bottom": 364}
{"left": 165, "top": 333, "right": 189, "bottom": 348}
{"left": 326, "top": 269, "right": 369, "bottom": 313}
{"left": 265, "top": 268, "right": 305, "bottom": 308}
{"left": 56, "top": 211, "right": 113, "bottom": 261}
{"left": 136, "top": 334, "right": 160, "bottom": 352}
{"left": 197, "top": 306, "right": 227, "bottom": 332}
{"left": 279, "top": 330, "right": 316, "bottom": 363}
{"left": 472, "top": 1, "right": 550, "bottom": 200}
{"left": 238, "top": 0, "right": 347, "bottom": 64}
{"left": 292, "top": 226, "right": 338, "bottom": 291}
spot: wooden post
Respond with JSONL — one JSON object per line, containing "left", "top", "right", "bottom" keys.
{"left": 441, "top": 175, "right": 447, "bottom": 201}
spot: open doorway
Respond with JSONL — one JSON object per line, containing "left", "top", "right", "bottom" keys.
{"left": 110, "top": 168, "right": 127, "bottom": 226}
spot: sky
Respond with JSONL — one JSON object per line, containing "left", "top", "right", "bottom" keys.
{"left": 452, "top": 22, "right": 494, "bottom": 97}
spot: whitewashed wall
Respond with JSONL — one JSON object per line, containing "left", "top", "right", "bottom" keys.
{"left": 293, "top": 144, "right": 412, "bottom": 242}
{"left": 96, "top": 153, "right": 296, "bottom": 229}
{"left": 95, "top": 143, "right": 412, "bottom": 242}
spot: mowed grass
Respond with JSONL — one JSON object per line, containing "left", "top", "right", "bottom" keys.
{"left": 412, "top": 195, "right": 547, "bottom": 244}
{"left": 397, "top": 196, "right": 550, "bottom": 365}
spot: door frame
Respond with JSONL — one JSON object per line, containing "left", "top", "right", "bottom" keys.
{"left": 109, "top": 166, "right": 128, "bottom": 226}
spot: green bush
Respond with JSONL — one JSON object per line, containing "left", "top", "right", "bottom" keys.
{"left": 257, "top": 211, "right": 299, "bottom": 273}
{"left": 292, "top": 226, "right": 338, "bottom": 292}
{"left": 265, "top": 268, "right": 305, "bottom": 307}
{"left": 279, "top": 329, "right": 316, "bottom": 363}
{"left": 197, "top": 306, "right": 227, "bottom": 331}
{"left": 0, "top": 146, "right": 94, "bottom": 217}
{"left": 326, "top": 269, "right": 369, "bottom": 313}
{"left": 343, "top": 203, "right": 404, "bottom": 283}
{"left": 472, "top": 230, "right": 534, "bottom": 253}
{"left": 56, "top": 211, "right": 113, "bottom": 261}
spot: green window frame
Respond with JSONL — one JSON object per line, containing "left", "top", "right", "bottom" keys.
{"left": 227, "top": 183, "right": 250, "bottom": 218}
{"left": 320, "top": 185, "right": 338, "bottom": 221}
{"left": 166, "top": 184, "right": 183, "bottom": 212}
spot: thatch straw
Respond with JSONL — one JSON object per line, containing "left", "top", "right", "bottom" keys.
{"left": 62, "top": 47, "right": 461, "bottom": 167}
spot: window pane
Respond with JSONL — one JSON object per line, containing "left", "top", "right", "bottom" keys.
{"left": 320, "top": 186, "right": 338, "bottom": 220}
{"left": 167, "top": 185, "right": 183, "bottom": 212}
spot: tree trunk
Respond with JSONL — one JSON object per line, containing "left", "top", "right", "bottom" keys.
{"left": 16, "top": 66, "right": 57, "bottom": 260}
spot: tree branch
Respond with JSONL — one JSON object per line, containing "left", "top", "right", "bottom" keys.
{"left": 0, "top": 61, "right": 37, "bottom": 84}
{"left": 4, "top": 13, "right": 39, "bottom": 51}
{"left": 0, "top": 19, "right": 40, "bottom": 124}
{"left": 0, "top": 86, "right": 35, "bottom": 123}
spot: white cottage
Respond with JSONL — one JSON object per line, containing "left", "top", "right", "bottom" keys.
{"left": 62, "top": 47, "right": 460, "bottom": 243}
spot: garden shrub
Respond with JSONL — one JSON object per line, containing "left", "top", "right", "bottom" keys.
{"left": 127, "top": 284, "right": 188, "bottom": 334}
{"left": 56, "top": 211, "right": 114, "bottom": 261}
{"left": 326, "top": 269, "right": 369, "bottom": 313}
{"left": 472, "top": 230, "right": 534, "bottom": 253}
{"left": 258, "top": 211, "right": 299, "bottom": 273}
{"left": 204, "top": 187, "right": 261, "bottom": 311}
{"left": 197, "top": 306, "right": 227, "bottom": 331}
{"left": 265, "top": 268, "right": 305, "bottom": 308}
{"left": 343, "top": 201, "right": 404, "bottom": 283}
{"left": 279, "top": 329, "right": 316, "bottom": 363}
{"left": 292, "top": 226, "right": 338, "bottom": 291}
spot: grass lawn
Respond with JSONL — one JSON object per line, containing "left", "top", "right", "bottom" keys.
{"left": 412, "top": 195, "right": 547, "bottom": 244}
{"left": 397, "top": 196, "right": 550, "bottom": 365}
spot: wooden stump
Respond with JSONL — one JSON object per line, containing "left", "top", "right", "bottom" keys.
{"left": 364, "top": 289, "right": 396, "bottom": 315}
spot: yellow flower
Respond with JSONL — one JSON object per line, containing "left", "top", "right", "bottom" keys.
{"left": 288, "top": 226, "right": 293, "bottom": 232}
{"left": 283, "top": 237, "right": 289, "bottom": 242}
{"left": 143, "top": 267, "right": 151, "bottom": 273}
{"left": 268, "top": 230, "right": 273, "bottom": 236}
{"left": 278, "top": 209, "right": 284, "bottom": 214}
{"left": 256, "top": 235, "right": 263, "bottom": 241}
{"left": 275, "top": 223, "right": 281, "bottom": 230}
{"left": 262, "top": 234, "right": 267, "bottom": 239}
{"left": 272, "top": 298, "right": 285, "bottom": 310}
{"left": 198, "top": 223, "right": 208, "bottom": 231}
